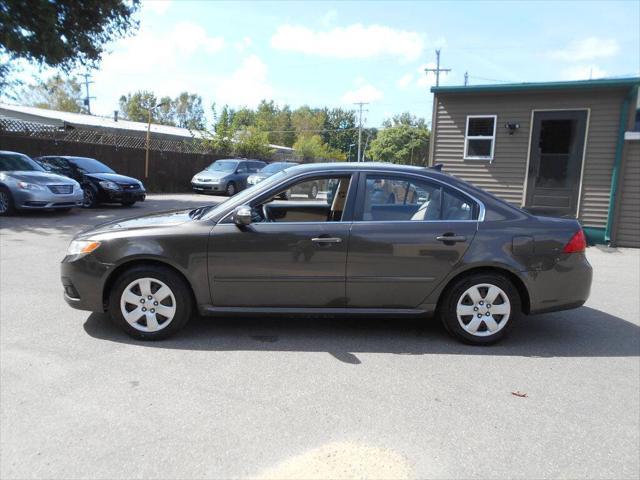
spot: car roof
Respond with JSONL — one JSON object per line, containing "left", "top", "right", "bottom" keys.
{"left": 283, "top": 162, "right": 432, "bottom": 174}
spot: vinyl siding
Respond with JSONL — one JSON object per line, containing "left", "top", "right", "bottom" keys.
{"left": 614, "top": 140, "right": 640, "bottom": 247}
{"left": 432, "top": 88, "right": 629, "bottom": 228}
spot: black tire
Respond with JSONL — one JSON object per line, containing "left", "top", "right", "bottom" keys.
{"left": 82, "top": 186, "right": 98, "bottom": 208}
{"left": 226, "top": 182, "right": 237, "bottom": 196}
{"left": 438, "top": 272, "right": 520, "bottom": 345}
{"left": 121, "top": 200, "right": 136, "bottom": 207}
{"left": 108, "top": 265, "right": 193, "bottom": 340}
{"left": 308, "top": 183, "right": 319, "bottom": 199}
{"left": 0, "top": 186, "right": 15, "bottom": 216}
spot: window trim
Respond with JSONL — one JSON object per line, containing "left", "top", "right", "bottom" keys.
{"left": 463, "top": 114, "right": 497, "bottom": 161}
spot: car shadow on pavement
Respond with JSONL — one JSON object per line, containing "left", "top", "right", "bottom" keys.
{"left": 83, "top": 306, "right": 640, "bottom": 363}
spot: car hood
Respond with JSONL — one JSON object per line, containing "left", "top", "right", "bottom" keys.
{"left": 250, "top": 172, "right": 271, "bottom": 181}
{"left": 85, "top": 172, "right": 141, "bottom": 185}
{"left": 193, "top": 170, "right": 231, "bottom": 180}
{"left": 78, "top": 208, "right": 197, "bottom": 237}
{"left": 2, "top": 170, "right": 77, "bottom": 184}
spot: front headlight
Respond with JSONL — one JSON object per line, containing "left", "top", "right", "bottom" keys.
{"left": 99, "top": 180, "right": 120, "bottom": 190}
{"left": 66, "top": 240, "right": 101, "bottom": 256}
{"left": 17, "top": 181, "right": 46, "bottom": 191}
{"left": 247, "top": 176, "right": 257, "bottom": 185}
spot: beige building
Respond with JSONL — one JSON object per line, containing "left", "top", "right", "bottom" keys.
{"left": 429, "top": 77, "right": 640, "bottom": 247}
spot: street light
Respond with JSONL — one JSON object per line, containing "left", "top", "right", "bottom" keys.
{"left": 144, "top": 102, "right": 169, "bottom": 179}
{"left": 347, "top": 143, "right": 356, "bottom": 162}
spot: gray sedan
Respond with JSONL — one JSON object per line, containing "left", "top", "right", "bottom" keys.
{"left": 61, "top": 162, "right": 592, "bottom": 345}
{"left": 0, "top": 151, "right": 83, "bottom": 215}
{"left": 191, "top": 159, "right": 265, "bottom": 196}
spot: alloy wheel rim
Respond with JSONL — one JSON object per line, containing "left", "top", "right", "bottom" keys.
{"left": 311, "top": 185, "right": 318, "bottom": 198}
{"left": 456, "top": 283, "right": 511, "bottom": 337}
{"left": 120, "top": 277, "right": 177, "bottom": 332}
{"left": 0, "top": 191, "right": 8, "bottom": 213}
{"left": 227, "top": 184, "right": 235, "bottom": 195}
{"left": 83, "top": 189, "right": 94, "bottom": 207}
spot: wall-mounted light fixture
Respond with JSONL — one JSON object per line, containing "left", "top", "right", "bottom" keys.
{"left": 504, "top": 122, "right": 520, "bottom": 135}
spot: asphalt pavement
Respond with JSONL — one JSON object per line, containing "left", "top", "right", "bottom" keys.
{"left": 1, "top": 194, "right": 639, "bottom": 479}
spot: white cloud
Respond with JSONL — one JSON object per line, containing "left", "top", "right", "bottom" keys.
{"left": 100, "top": 22, "right": 224, "bottom": 74}
{"left": 234, "top": 36, "right": 252, "bottom": 53}
{"left": 561, "top": 65, "right": 609, "bottom": 80}
{"left": 216, "top": 55, "right": 274, "bottom": 107}
{"left": 396, "top": 73, "right": 413, "bottom": 89}
{"left": 145, "top": 0, "right": 171, "bottom": 15}
{"left": 321, "top": 9, "right": 337, "bottom": 26}
{"left": 549, "top": 37, "right": 619, "bottom": 62}
{"left": 341, "top": 78, "right": 384, "bottom": 103}
{"left": 271, "top": 24, "right": 424, "bottom": 61}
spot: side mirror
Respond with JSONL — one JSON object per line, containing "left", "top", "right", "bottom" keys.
{"left": 233, "top": 205, "right": 252, "bottom": 226}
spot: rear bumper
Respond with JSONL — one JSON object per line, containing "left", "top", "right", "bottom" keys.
{"left": 13, "top": 188, "right": 83, "bottom": 210}
{"left": 526, "top": 253, "right": 593, "bottom": 314}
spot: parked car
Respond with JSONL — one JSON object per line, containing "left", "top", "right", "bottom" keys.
{"left": 191, "top": 159, "right": 266, "bottom": 196}
{"left": 247, "top": 161, "right": 320, "bottom": 199}
{"left": 61, "top": 162, "right": 592, "bottom": 345}
{"left": 35, "top": 156, "right": 146, "bottom": 208}
{"left": 0, "top": 150, "right": 82, "bottom": 216}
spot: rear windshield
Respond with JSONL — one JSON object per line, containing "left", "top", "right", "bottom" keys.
{"left": 0, "top": 153, "right": 44, "bottom": 172}
{"left": 70, "top": 157, "right": 115, "bottom": 174}
{"left": 207, "top": 160, "right": 238, "bottom": 172}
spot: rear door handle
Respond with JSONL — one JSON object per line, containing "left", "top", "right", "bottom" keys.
{"left": 436, "top": 235, "right": 467, "bottom": 243}
{"left": 311, "top": 237, "right": 342, "bottom": 244}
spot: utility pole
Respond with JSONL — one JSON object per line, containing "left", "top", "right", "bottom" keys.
{"left": 424, "top": 49, "right": 451, "bottom": 87}
{"left": 81, "top": 72, "right": 95, "bottom": 114}
{"left": 354, "top": 102, "right": 368, "bottom": 162}
{"left": 464, "top": 71, "right": 469, "bottom": 86}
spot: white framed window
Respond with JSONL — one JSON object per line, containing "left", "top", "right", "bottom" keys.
{"left": 464, "top": 115, "right": 497, "bottom": 161}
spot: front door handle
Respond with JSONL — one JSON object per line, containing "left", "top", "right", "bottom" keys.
{"left": 311, "top": 237, "right": 342, "bottom": 244}
{"left": 436, "top": 235, "right": 467, "bottom": 243}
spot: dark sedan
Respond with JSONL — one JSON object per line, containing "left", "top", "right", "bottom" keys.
{"left": 61, "top": 162, "right": 592, "bottom": 345}
{"left": 36, "top": 156, "right": 146, "bottom": 208}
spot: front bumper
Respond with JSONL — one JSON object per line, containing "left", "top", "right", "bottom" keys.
{"left": 61, "top": 255, "right": 114, "bottom": 312}
{"left": 102, "top": 188, "right": 146, "bottom": 203}
{"left": 191, "top": 181, "right": 224, "bottom": 193}
{"left": 13, "top": 188, "right": 83, "bottom": 210}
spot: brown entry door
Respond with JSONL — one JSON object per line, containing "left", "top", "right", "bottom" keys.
{"left": 525, "top": 110, "right": 588, "bottom": 217}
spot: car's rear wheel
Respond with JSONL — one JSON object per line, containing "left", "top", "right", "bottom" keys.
{"left": 108, "top": 265, "right": 193, "bottom": 340}
{"left": 82, "top": 187, "right": 98, "bottom": 208}
{"left": 0, "top": 187, "right": 15, "bottom": 216}
{"left": 308, "top": 183, "right": 319, "bottom": 199}
{"left": 226, "top": 182, "right": 237, "bottom": 196}
{"left": 438, "top": 273, "right": 520, "bottom": 345}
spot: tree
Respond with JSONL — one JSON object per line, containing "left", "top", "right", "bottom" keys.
{"left": 292, "top": 106, "right": 326, "bottom": 140}
{"left": 119, "top": 91, "right": 161, "bottom": 123}
{"left": 293, "top": 135, "right": 345, "bottom": 161}
{"left": 273, "top": 105, "right": 295, "bottom": 147}
{"left": 1, "top": 0, "right": 140, "bottom": 91}
{"left": 19, "top": 75, "right": 85, "bottom": 112}
{"left": 322, "top": 108, "right": 358, "bottom": 156}
{"left": 368, "top": 113, "right": 430, "bottom": 165}
{"left": 174, "top": 92, "right": 205, "bottom": 129}
{"left": 233, "top": 127, "right": 274, "bottom": 159}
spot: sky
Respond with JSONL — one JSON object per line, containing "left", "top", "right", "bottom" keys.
{"left": 11, "top": 0, "right": 640, "bottom": 127}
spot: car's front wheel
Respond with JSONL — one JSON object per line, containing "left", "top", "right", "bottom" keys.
{"left": 225, "top": 182, "right": 237, "bottom": 196}
{"left": 0, "top": 187, "right": 15, "bottom": 216}
{"left": 439, "top": 273, "right": 520, "bottom": 345}
{"left": 82, "top": 187, "right": 98, "bottom": 208}
{"left": 108, "top": 265, "right": 193, "bottom": 340}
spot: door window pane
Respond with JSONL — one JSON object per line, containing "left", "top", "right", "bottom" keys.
{"left": 535, "top": 119, "right": 575, "bottom": 188}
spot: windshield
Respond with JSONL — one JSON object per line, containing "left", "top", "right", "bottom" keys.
{"left": 207, "top": 160, "right": 238, "bottom": 172}
{"left": 194, "top": 170, "right": 289, "bottom": 220}
{"left": 70, "top": 157, "right": 115, "bottom": 174}
{"left": 0, "top": 153, "right": 45, "bottom": 172}
{"left": 261, "top": 162, "right": 293, "bottom": 174}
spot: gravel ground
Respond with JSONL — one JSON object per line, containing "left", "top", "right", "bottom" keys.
{"left": 1, "top": 194, "right": 639, "bottom": 479}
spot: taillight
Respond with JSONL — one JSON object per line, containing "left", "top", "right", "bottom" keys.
{"left": 563, "top": 229, "right": 587, "bottom": 253}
